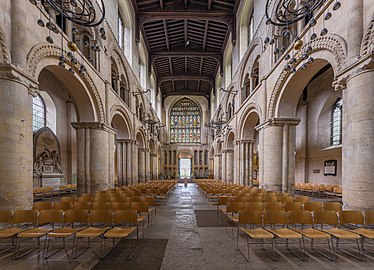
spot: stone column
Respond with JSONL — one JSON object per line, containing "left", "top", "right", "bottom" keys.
{"left": 116, "top": 141, "right": 123, "bottom": 186}
{"left": 221, "top": 150, "right": 226, "bottom": 181}
{"left": 282, "top": 124, "right": 289, "bottom": 192}
{"left": 133, "top": 141, "right": 139, "bottom": 184}
{"left": 343, "top": 68, "right": 374, "bottom": 209}
{"left": 73, "top": 122, "right": 116, "bottom": 195}
{"left": 239, "top": 141, "right": 245, "bottom": 185}
{"left": 233, "top": 142, "right": 240, "bottom": 184}
{"left": 138, "top": 148, "right": 145, "bottom": 183}
{"left": 122, "top": 141, "right": 127, "bottom": 186}
{"left": 145, "top": 148, "right": 150, "bottom": 181}
{"left": 0, "top": 70, "right": 34, "bottom": 210}
{"left": 217, "top": 154, "right": 222, "bottom": 179}
{"left": 226, "top": 149, "right": 234, "bottom": 182}
{"left": 347, "top": 0, "right": 363, "bottom": 62}
{"left": 126, "top": 141, "right": 133, "bottom": 185}
{"left": 11, "top": 0, "right": 27, "bottom": 66}
{"left": 248, "top": 141, "right": 253, "bottom": 186}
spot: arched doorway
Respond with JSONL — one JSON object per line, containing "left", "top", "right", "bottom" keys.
{"left": 178, "top": 150, "right": 192, "bottom": 179}
{"left": 241, "top": 110, "right": 260, "bottom": 186}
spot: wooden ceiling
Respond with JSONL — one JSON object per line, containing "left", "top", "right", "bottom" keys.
{"left": 131, "top": 0, "right": 240, "bottom": 99}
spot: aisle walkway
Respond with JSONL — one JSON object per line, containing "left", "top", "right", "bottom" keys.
{"left": 1, "top": 183, "right": 374, "bottom": 270}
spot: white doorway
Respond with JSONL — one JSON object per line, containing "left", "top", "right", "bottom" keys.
{"left": 179, "top": 158, "right": 191, "bottom": 178}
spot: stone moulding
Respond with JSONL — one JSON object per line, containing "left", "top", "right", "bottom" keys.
{"left": 267, "top": 34, "right": 347, "bottom": 120}
{"left": 109, "top": 47, "right": 130, "bottom": 90}
{"left": 26, "top": 43, "right": 105, "bottom": 123}
{"left": 239, "top": 37, "right": 264, "bottom": 88}
{"left": 0, "top": 26, "right": 10, "bottom": 64}
{"left": 361, "top": 14, "right": 374, "bottom": 56}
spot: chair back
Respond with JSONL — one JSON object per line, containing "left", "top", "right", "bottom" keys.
{"left": 288, "top": 210, "right": 313, "bottom": 225}
{"left": 64, "top": 210, "right": 88, "bottom": 224}
{"left": 284, "top": 202, "right": 303, "bottom": 212}
{"left": 89, "top": 210, "right": 113, "bottom": 225}
{"left": 113, "top": 210, "right": 137, "bottom": 225}
{"left": 0, "top": 210, "right": 12, "bottom": 224}
{"left": 33, "top": 201, "right": 53, "bottom": 211}
{"left": 38, "top": 210, "right": 62, "bottom": 226}
{"left": 12, "top": 210, "right": 38, "bottom": 225}
{"left": 341, "top": 211, "right": 364, "bottom": 225}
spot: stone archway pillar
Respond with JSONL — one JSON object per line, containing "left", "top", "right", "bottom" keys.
{"left": 258, "top": 118, "right": 299, "bottom": 191}
{"left": 221, "top": 150, "right": 226, "bottom": 181}
{"left": 343, "top": 68, "right": 374, "bottom": 209}
{"left": 0, "top": 69, "right": 35, "bottom": 210}
{"left": 138, "top": 147, "right": 146, "bottom": 183}
{"left": 226, "top": 149, "right": 234, "bottom": 182}
{"left": 73, "top": 122, "right": 116, "bottom": 195}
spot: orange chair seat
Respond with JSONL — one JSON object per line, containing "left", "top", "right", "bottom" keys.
{"left": 241, "top": 228, "right": 274, "bottom": 239}
{"left": 75, "top": 227, "right": 111, "bottom": 238}
{"left": 48, "top": 227, "right": 82, "bottom": 238}
{"left": 17, "top": 228, "right": 50, "bottom": 238}
{"left": 104, "top": 227, "right": 136, "bottom": 238}
{"left": 0, "top": 228, "right": 25, "bottom": 238}
{"left": 352, "top": 228, "right": 374, "bottom": 239}
{"left": 295, "top": 228, "right": 331, "bottom": 239}
{"left": 137, "top": 216, "right": 145, "bottom": 223}
{"left": 322, "top": 228, "right": 361, "bottom": 239}
{"left": 268, "top": 228, "right": 302, "bottom": 239}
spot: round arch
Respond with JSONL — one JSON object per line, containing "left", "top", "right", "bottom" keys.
{"left": 135, "top": 130, "right": 146, "bottom": 148}
{"left": 110, "top": 105, "right": 133, "bottom": 138}
{"left": 239, "top": 37, "right": 263, "bottom": 88}
{"left": 27, "top": 43, "right": 105, "bottom": 122}
{"left": 240, "top": 109, "right": 261, "bottom": 140}
{"left": 268, "top": 34, "right": 347, "bottom": 119}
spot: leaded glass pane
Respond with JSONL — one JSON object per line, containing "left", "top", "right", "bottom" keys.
{"left": 32, "top": 95, "right": 46, "bottom": 131}
{"left": 331, "top": 98, "right": 342, "bottom": 146}
{"left": 170, "top": 98, "right": 201, "bottom": 143}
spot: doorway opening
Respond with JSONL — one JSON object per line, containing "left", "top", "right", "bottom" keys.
{"left": 179, "top": 158, "right": 191, "bottom": 178}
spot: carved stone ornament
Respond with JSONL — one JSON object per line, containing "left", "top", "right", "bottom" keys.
{"left": 26, "top": 43, "right": 105, "bottom": 122}
{"left": 361, "top": 14, "right": 374, "bottom": 56}
{"left": 267, "top": 35, "right": 347, "bottom": 120}
{"left": 33, "top": 127, "right": 63, "bottom": 177}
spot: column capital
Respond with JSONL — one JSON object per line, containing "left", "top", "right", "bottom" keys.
{"left": 256, "top": 118, "right": 300, "bottom": 130}
{"left": 239, "top": 139, "right": 254, "bottom": 144}
{"left": 116, "top": 138, "right": 133, "bottom": 143}
{"left": 71, "top": 122, "right": 117, "bottom": 134}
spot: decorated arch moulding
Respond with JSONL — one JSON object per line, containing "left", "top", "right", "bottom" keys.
{"left": 361, "top": 13, "right": 374, "bottom": 56}
{"left": 267, "top": 34, "right": 347, "bottom": 120}
{"left": 26, "top": 43, "right": 105, "bottom": 123}
{"left": 110, "top": 104, "right": 133, "bottom": 139}
{"left": 109, "top": 47, "right": 130, "bottom": 89}
{"left": 238, "top": 103, "right": 262, "bottom": 139}
{"left": 0, "top": 26, "right": 10, "bottom": 64}
{"left": 239, "top": 37, "right": 264, "bottom": 88}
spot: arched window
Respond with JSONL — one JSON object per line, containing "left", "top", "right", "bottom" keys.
{"left": 331, "top": 98, "right": 343, "bottom": 146}
{"left": 170, "top": 98, "right": 201, "bottom": 144}
{"left": 32, "top": 95, "right": 46, "bottom": 131}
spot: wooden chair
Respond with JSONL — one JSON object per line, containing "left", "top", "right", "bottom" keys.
{"left": 294, "top": 196, "right": 309, "bottom": 203}
{"left": 73, "top": 210, "right": 112, "bottom": 259}
{"left": 284, "top": 202, "right": 303, "bottom": 212}
{"left": 33, "top": 201, "right": 53, "bottom": 211}
{"left": 61, "top": 197, "right": 77, "bottom": 203}
{"left": 237, "top": 210, "right": 275, "bottom": 261}
{"left": 323, "top": 202, "right": 342, "bottom": 212}
{"left": 263, "top": 202, "right": 283, "bottom": 211}
{"left": 13, "top": 210, "right": 50, "bottom": 259}
{"left": 43, "top": 210, "right": 87, "bottom": 259}
{"left": 53, "top": 201, "right": 73, "bottom": 211}
{"left": 303, "top": 202, "right": 322, "bottom": 212}
{"left": 314, "top": 210, "right": 364, "bottom": 261}
{"left": 288, "top": 210, "right": 335, "bottom": 260}
{"left": 263, "top": 211, "right": 307, "bottom": 261}
{"left": 73, "top": 202, "right": 92, "bottom": 211}
{"left": 0, "top": 210, "right": 24, "bottom": 254}
{"left": 104, "top": 210, "right": 138, "bottom": 259}
{"left": 111, "top": 202, "right": 131, "bottom": 211}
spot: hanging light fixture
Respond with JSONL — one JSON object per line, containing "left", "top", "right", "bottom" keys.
{"left": 265, "top": 0, "right": 342, "bottom": 74}
{"left": 30, "top": 0, "right": 106, "bottom": 76}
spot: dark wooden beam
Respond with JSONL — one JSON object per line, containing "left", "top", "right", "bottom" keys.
{"left": 152, "top": 50, "right": 221, "bottom": 57}
{"left": 184, "top": 19, "right": 188, "bottom": 48}
{"left": 139, "top": 11, "right": 233, "bottom": 20}
{"left": 208, "top": 0, "right": 212, "bottom": 11}
{"left": 202, "top": 21, "right": 209, "bottom": 51}
{"left": 163, "top": 20, "right": 170, "bottom": 51}
{"left": 158, "top": 75, "right": 214, "bottom": 86}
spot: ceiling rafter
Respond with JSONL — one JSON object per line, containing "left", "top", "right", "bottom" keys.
{"left": 163, "top": 20, "right": 170, "bottom": 51}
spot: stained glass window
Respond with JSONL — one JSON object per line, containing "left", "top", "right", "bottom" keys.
{"left": 32, "top": 95, "right": 46, "bottom": 132}
{"left": 331, "top": 98, "right": 343, "bottom": 146}
{"left": 170, "top": 98, "right": 201, "bottom": 143}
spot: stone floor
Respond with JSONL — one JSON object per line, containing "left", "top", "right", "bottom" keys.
{"left": 1, "top": 183, "right": 373, "bottom": 270}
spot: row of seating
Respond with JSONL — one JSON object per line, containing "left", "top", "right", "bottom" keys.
{"left": 293, "top": 183, "right": 342, "bottom": 198}
{"left": 235, "top": 209, "right": 373, "bottom": 262}
{"left": 0, "top": 209, "right": 141, "bottom": 260}
{"left": 33, "top": 184, "right": 77, "bottom": 200}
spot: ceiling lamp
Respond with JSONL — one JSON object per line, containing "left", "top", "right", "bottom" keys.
{"left": 265, "top": 0, "right": 342, "bottom": 73}
{"left": 29, "top": 0, "right": 106, "bottom": 76}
